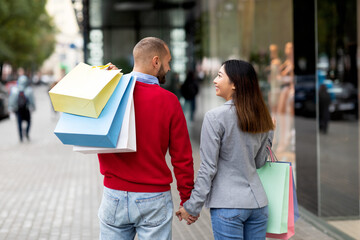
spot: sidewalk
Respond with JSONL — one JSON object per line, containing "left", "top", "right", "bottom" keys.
{"left": 0, "top": 85, "right": 337, "bottom": 239}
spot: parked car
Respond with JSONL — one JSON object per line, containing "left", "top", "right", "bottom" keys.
{"left": 327, "top": 82, "right": 358, "bottom": 119}
{"left": 294, "top": 76, "right": 358, "bottom": 119}
{"left": 0, "top": 82, "right": 9, "bottom": 119}
{"left": 294, "top": 75, "right": 316, "bottom": 118}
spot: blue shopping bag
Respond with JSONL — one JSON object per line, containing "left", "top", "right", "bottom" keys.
{"left": 54, "top": 74, "right": 134, "bottom": 148}
{"left": 278, "top": 161, "right": 300, "bottom": 222}
{"left": 293, "top": 178, "right": 300, "bottom": 222}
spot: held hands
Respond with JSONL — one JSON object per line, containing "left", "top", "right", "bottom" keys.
{"left": 176, "top": 206, "right": 199, "bottom": 225}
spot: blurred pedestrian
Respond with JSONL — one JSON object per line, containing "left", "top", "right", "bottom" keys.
{"left": 169, "top": 72, "right": 181, "bottom": 99}
{"left": 319, "top": 84, "right": 331, "bottom": 134}
{"left": 97, "top": 37, "right": 194, "bottom": 240}
{"left": 180, "top": 70, "right": 199, "bottom": 121}
{"left": 177, "top": 60, "right": 274, "bottom": 239}
{"left": 8, "top": 68, "right": 36, "bottom": 142}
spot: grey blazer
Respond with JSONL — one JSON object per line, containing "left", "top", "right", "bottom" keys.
{"left": 183, "top": 100, "right": 273, "bottom": 216}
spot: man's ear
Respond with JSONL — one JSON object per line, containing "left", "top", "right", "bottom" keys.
{"left": 152, "top": 56, "right": 160, "bottom": 69}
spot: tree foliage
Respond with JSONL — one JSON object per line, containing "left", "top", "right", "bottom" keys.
{"left": 0, "top": 0, "right": 56, "bottom": 69}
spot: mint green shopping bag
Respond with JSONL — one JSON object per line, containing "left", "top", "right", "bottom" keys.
{"left": 257, "top": 162, "right": 290, "bottom": 234}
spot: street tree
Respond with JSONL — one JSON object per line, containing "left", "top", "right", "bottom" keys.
{"left": 0, "top": 0, "right": 56, "bottom": 80}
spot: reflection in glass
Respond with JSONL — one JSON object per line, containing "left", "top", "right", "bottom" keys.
{"left": 196, "top": 0, "right": 295, "bottom": 166}
{"left": 268, "top": 44, "right": 281, "bottom": 114}
{"left": 318, "top": 84, "right": 331, "bottom": 134}
{"left": 268, "top": 42, "right": 295, "bottom": 166}
{"left": 317, "top": 0, "right": 359, "bottom": 238}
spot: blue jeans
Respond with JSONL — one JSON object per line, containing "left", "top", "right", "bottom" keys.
{"left": 98, "top": 187, "right": 173, "bottom": 240}
{"left": 210, "top": 206, "right": 268, "bottom": 240}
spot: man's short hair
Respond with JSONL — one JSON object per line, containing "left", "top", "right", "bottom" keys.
{"left": 133, "top": 37, "right": 168, "bottom": 62}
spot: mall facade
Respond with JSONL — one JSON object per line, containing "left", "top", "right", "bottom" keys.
{"left": 78, "top": 0, "right": 360, "bottom": 238}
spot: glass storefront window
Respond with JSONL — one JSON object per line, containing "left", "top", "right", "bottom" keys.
{"left": 196, "top": 0, "right": 360, "bottom": 237}
{"left": 196, "top": 0, "right": 295, "bottom": 164}
{"left": 317, "top": 0, "right": 359, "bottom": 238}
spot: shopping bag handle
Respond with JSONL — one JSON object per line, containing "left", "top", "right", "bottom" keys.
{"left": 267, "top": 145, "right": 278, "bottom": 162}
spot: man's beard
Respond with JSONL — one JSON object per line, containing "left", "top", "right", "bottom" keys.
{"left": 157, "top": 65, "right": 167, "bottom": 84}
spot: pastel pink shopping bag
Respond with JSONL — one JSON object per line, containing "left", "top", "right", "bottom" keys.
{"left": 266, "top": 165, "right": 295, "bottom": 239}
{"left": 278, "top": 161, "right": 300, "bottom": 222}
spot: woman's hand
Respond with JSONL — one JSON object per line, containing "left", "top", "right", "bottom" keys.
{"left": 176, "top": 206, "right": 199, "bottom": 225}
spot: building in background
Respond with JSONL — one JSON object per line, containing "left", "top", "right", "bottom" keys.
{"left": 80, "top": 0, "right": 360, "bottom": 238}
{"left": 42, "top": 0, "right": 83, "bottom": 82}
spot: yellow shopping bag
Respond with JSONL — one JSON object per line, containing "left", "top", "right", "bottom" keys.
{"left": 49, "top": 62, "right": 123, "bottom": 118}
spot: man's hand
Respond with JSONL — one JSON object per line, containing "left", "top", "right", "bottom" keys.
{"left": 176, "top": 206, "right": 199, "bottom": 225}
{"left": 106, "top": 62, "right": 119, "bottom": 70}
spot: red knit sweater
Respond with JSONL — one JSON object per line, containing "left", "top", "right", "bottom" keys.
{"left": 98, "top": 81, "right": 194, "bottom": 205}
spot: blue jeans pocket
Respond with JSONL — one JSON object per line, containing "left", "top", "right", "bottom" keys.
{"left": 135, "top": 193, "right": 167, "bottom": 227}
{"left": 216, "top": 208, "right": 244, "bottom": 221}
{"left": 98, "top": 191, "right": 119, "bottom": 225}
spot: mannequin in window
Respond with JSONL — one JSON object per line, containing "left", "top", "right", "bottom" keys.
{"left": 276, "top": 42, "right": 295, "bottom": 153}
{"left": 267, "top": 44, "right": 282, "bottom": 114}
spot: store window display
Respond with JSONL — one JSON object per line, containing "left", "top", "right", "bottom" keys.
{"left": 269, "top": 42, "right": 295, "bottom": 160}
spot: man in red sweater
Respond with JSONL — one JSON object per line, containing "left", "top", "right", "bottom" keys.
{"left": 97, "top": 37, "right": 195, "bottom": 239}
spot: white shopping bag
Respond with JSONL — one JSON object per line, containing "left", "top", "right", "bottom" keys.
{"left": 73, "top": 78, "right": 136, "bottom": 154}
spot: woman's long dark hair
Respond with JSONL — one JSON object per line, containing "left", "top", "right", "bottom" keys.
{"left": 223, "top": 59, "right": 274, "bottom": 133}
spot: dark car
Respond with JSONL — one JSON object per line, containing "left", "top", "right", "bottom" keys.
{"left": 0, "top": 82, "right": 9, "bottom": 119}
{"left": 294, "top": 75, "right": 317, "bottom": 118}
{"left": 327, "top": 82, "right": 358, "bottom": 119}
{"left": 295, "top": 76, "right": 358, "bottom": 119}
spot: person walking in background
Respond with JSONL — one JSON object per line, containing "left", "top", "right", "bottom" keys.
{"left": 97, "top": 37, "right": 195, "bottom": 240}
{"left": 319, "top": 84, "right": 331, "bottom": 134}
{"left": 8, "top": 68, "right": 36, "bottom": 142}
{"left": 168, "top": 72, "right": 181, "bottom": 100}
{"left": 180, "top": 70, "right": 199, "bottom": 122}
{"left": 177, "top": 60, "right": 274, "bottom": 240}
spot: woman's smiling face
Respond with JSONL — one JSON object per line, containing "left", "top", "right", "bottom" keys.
{"left": 213, "top": 65, "right": 235, "bottom": 101}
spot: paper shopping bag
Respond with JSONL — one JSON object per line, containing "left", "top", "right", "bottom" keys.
{"left": 276, "top": 162, "right": 300, "bottom": 223}
{"left": 292, "top": 172, "right": 300, "bottom": 222}
{"left": 49, "top": 62, "right": 123, "bottom": 118}
{"left": 257, "top": 162, "right": 290, "bottom": 234}
{"left": 73, "top": 77, "right": 136, "bottom": 153}
{"left": 266, "top": 165, "right": 295, "bottom": 239}
{"left": 54, "top": 74, "right": 133, "bottom": 148}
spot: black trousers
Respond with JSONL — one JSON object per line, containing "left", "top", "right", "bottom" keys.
{"left": 16, "top": 110, "right": 31, "bottom": 141}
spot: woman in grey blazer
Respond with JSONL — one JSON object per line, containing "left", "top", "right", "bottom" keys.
{"left": 177, "top": 60, "right": 274, "bottom": 240}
